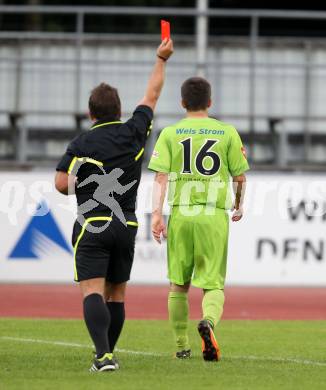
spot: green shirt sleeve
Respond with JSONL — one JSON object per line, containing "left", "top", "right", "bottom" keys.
{"left": 148, "top": 127, "right": 171, "bottom": 173}
{"left": 227, "top": 127, "right": 250, "bottom": 176}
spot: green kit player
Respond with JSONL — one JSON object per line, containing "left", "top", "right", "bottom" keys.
{"left": 148, "top": 77, "right": 249, "bottom": 361}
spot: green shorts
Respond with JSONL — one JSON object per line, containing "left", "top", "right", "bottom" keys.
{"left": 167, "top": 206, "right": 229, "bottom": 290}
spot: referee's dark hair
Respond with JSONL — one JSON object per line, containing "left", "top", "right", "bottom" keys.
{"left": 181, "top": 77, "right": 211, "bottom": 111}
{"left": 89, "top": 83, "right": 121, "bottom": 121}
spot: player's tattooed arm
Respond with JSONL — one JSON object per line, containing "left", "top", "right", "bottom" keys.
{"left": 232, "top": 174, "right": 246, "bottom": 222}
{"left": 138, "top": 39, "right": 174, "bottom": 111}
{"left": 55, "top": 171, "right": 77, "bottom": 196}
{"left": 151, "top": 172, "right": 168, "bottom": 244}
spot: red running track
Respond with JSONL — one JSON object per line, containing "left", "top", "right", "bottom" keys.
{"left": 0, "top": 284, "right": 326, "bottom": 320}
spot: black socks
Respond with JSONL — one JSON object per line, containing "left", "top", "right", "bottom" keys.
{"left": 107, "top": 302, "right": 125, "bottom": 352}
{"left": 83, "top": 294, "right": 125, "bottom": 357}
{"left": 83, "top": 293, "right": 111, "bottom": 357}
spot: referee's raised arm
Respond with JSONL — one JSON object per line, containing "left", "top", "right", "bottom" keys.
{"left": 138, "top": 38, "right": 174, "bottom": 110}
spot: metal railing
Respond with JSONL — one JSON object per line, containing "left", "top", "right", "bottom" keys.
{"left": 0, "top": 3, "right": 326, "bottom": 168}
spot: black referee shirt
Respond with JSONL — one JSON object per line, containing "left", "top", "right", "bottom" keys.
{"left": 56, "top": 105, "right": 153, "bottom": 218}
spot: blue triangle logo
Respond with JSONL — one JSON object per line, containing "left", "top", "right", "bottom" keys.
{"left": 8, "top": 201, "right": 72, "bottom": 260}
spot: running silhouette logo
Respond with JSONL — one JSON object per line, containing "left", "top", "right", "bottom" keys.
{"left": 8, "top": 201, "right": 72, "bottom": 260}
{"left": 70, "top": 158, "right": 136, "bottom": 233}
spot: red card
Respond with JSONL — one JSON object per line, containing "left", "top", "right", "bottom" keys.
{"left": 161, "top": 20, "right": 170, "bottom": 41}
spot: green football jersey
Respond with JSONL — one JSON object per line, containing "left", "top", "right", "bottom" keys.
{"left": 148, "top": 117, "right": 249, "bottom": 209}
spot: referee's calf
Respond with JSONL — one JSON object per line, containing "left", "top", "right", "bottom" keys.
{"left": 55, "top": 39, "right": 173, "bottom": 372}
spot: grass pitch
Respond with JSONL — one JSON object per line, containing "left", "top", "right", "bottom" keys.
{"left": 0, "top": 318, "right": 325, "bottom": 390}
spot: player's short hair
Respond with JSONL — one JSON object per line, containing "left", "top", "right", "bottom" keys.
{"left": 89, "top": 82, "right": 121, "bottom": 121}
{"left": 181, "top": 77, "right": 211, "bottom": 111}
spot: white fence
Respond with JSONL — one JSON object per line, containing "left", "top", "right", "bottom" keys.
{"left": 0, "top": 171, "right": 325, "bottom": 286}
{"left": 1, "top": 42, "right": 326, "bottom": 134}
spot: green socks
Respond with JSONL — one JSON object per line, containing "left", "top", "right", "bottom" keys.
{"left": 168, "top": 289, "right": 224, "bottom": 351}
{"left": 202, "top": 289, "right": 225, "bottom": 328}
{"left": 168, "top": 291, "right": 190, "bottom": 351}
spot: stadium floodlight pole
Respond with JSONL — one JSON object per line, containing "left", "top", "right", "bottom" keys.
{"left": 17, "top": 116, "right": 28, "bottom": 163}
{"left": 303, "top": 41, "right": 312, "bottom": 163}
{"left": 196, "top": 0, "right": 208, "bottom": 78}
{"left": 75, "top": 11, "right": 84, "bottom": 114}
{"left": 14, "top": 43, "right": 23, "bottom": 114}
{"left": 248, "top": 15, "right": 259, "bottom": 160}
{"left": 277, "top": 120, "right": 288, "bottom": 168}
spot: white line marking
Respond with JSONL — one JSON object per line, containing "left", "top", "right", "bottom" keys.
{"left": 1, "top": 336, "right": 91, "bottom": 349}
{"left": 115, "top": 348, "right": 163, "bottom": 357}
{"left": 1, "top": 336, "right": 326, "bottom": 367}
{"left": 227, "top": 354, "right": 326, "bottom": 367}
{"left": 0, "top": 336, "right": 164, "bottom": 357}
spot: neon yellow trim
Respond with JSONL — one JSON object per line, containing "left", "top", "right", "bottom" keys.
{"left": 127, "top": 221, "right": 138, "bottom": 227}
{"left": 91, "top": 121, "right": 122, "bottom": 130}
{"left": 67, "top": 157, "right": 77, "bottom": 174}
{"left": 86, "top": 217, "right": 113, "bottom": 223}
{"left": 147, "top": 121, "right": 153, "bottom": 136}
{"left": 98, "top": 353, "right": 113, "bottom": 361}
{"left": 73, "top": 222, "right": 87, "bottom": 281}
{"left": 73, "top": 217, "right": 112, "bottom": 281}
{"left": 67, "top": 157, "right": 103, "bottom": 174}
{"left": 83, "top": 157, "right": 103, "bottom": 167}
{"left": 135, "top": 148, "right": 144, "bottom": 161}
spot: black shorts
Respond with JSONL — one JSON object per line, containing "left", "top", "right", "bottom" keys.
{"left": 72, "top": 212, "right": 138, "bottom": 283}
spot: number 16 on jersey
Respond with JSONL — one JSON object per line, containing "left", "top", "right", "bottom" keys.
{"left": 179, "top": 138, "right": 221, "bottom": 176}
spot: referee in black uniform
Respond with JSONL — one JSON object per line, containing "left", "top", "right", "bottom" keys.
{"left": 55, "top": 39, "right": 173, "bottom": 372}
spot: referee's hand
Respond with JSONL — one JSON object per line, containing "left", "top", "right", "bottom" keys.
{"left": 151, "top": 212, "right": 167, "bottom": 244}
{"left": 157, "top": 38, "right": 174, "bottom": 61}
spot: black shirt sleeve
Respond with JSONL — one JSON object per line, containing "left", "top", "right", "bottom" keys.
{"left": 56, "top": 136, "right": 81, "bottom": 173}
{"left": 126, "top": 105, "right": 153, "bottom": 137}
